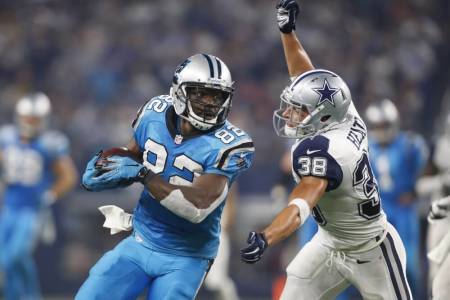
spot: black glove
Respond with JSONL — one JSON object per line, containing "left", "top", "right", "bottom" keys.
{"left": 276, "top": 0, "right": 300, "bottom": 34}
{"left": 240, "top": 231, "right": 268, "bottom": 264}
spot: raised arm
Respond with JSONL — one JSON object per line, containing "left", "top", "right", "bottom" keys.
{"left": 277, "top": 0, "right": 314, "bottom": 77}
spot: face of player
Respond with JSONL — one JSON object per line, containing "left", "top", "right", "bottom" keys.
{"left": 282, "top": 104, "right": 310, "bottom": 128}
{"left": 187, "top": 87, "right": 228, "bottom": 121}
{"left": 370, "top": 122, "right": 397, "bottom": 145}
{"left": 17, "top": 115, "right": 45, "bottom": 139}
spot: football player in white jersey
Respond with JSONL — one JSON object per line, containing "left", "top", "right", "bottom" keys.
{"left": 417, "top": 113, "right": 450, "bottom": 299}
{"left": 241, "top": 1, "right": 412, "bottom": 299}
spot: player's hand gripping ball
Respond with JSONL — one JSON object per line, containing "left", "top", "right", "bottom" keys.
{"left": 82, "top": 147, "right": 143, "bottom": 191}
{"left": 95, "top": 147, "right": 141, "bottom": 175}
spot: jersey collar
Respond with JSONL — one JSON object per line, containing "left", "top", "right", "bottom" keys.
{"left": 165, "top": 106, "right": 221, "bottom": 141}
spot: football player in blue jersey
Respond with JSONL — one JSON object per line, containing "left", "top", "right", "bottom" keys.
{"left": 0, "top": 93, "right": 78, "bottom": 300}
{"left": 365, "top": 98, "right": 429, "bottom": 298}
{"left": 241, "top": 1, "right": 412, "bottom": 299}
{"left": 77, "top": 53, "right": 254, "bottom": 300}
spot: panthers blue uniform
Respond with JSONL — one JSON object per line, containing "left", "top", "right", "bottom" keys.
{"left": 0, "top": 125, "right": 69, "bottom": 300}
{"left": 76, "top": 95, "right": 254, "bottom": 300}
{"left": 369, "top": 132, "right": 428, "bottom": 297}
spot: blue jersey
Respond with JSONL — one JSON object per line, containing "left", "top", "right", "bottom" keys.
{"left": 0, "top": 125, "right": 70, "bottom": 209}
{"left": 132, "top": 95, "right": 254, "bottom": 259}
{"left": 369, "top": 132, "right": 428, "bottom": 209}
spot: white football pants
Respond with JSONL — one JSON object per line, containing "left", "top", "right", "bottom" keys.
{"left": 280, "top": 223, "right": 412, "bottom": 300}
{"left": 427, "top": 217, "right": 450, "bottom": 300}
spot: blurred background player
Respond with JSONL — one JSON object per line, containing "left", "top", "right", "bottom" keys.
{"left": 203, "top": 184, "right": 240, "bottom": 300}
{"left": 0, "top": 93, "right": 78, "bottom": 300}
{"left": 365, "top": 98, "right": 429, "bottom": 297}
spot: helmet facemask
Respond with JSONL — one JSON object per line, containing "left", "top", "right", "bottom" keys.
{"left": 15, "top": 92, "right": 51, "bottom": 139}
{"left": 273, "top": 87, "right": 330, "bottom": 138}
{"left": 16, "top": 116, "right": 48, "bottom": 139}
{"left": 273, "top": 70, "right": 352, "bottom": 139}
{"left": 174, "top": 82, "right": 233, "bottom": 130}
{"left": 170, "top": 54, "right": 234, "bottom": 131}
{"left": 365, "top": 99, "right": 399, "bottom": 146}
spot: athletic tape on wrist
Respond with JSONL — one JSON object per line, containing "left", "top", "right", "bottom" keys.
{"left": 139, "top": 167, "right": 157, "bottom": 185}
{"left": 289, "top": 198, "right": 311, "bottom": 226}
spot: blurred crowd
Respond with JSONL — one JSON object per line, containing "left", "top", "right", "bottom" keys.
{"left": 0, "top": 0, "right": 449, "bottom": 299}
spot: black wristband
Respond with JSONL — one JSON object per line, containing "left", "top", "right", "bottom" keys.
{"left": 280, "top": 27, "right": 294, "bottom": 34}
{"left": 259, "top": 232, "right": 268, "bottom": 250}
{"left": 137, "top": 166, "right": 157, "bottom": 185}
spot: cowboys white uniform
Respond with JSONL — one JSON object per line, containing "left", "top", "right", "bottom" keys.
{"left": 277, "top": 70, "right": 412, "bottom": 300}
{"left": 417, "top": 115, "right": 450, "bottom": 299}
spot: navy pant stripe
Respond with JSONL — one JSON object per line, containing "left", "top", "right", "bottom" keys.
{"left": 380, "top": 238, "right": 402, "bottom": 299}
{"left": 386, "top": 233, "right": 411, "bottom": 300}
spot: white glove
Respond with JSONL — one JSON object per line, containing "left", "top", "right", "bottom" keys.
{"left": 98, "top": 205, "right": 133, "bottom": 235}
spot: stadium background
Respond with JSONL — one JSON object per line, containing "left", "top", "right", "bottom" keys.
{"left": 0, "top": 0, "right": 449, "bottom": 299}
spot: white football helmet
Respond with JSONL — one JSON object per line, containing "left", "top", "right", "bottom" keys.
{"left": 15, "top": 92, "right": 52, "bottom": 138}
{"left": 365, "top": 98, "right": 399, "bottom": 145}
{"left": 170, "top": 53, "right": 234, "bottom": 130}
{"left": 273, "top": 69, "right": 352, "bottom": 138}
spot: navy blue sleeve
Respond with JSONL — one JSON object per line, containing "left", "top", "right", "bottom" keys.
{"left": 292, "top": 135, "right": 343, "bottom": 191}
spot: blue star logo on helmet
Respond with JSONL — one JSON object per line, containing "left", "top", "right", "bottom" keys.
{"left": 313, "top": 79, "right": 339, "bottom": 107}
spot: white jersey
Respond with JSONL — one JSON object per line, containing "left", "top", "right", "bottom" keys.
{"left": 291, "top": 106, "right": 387, "bottom": 251}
